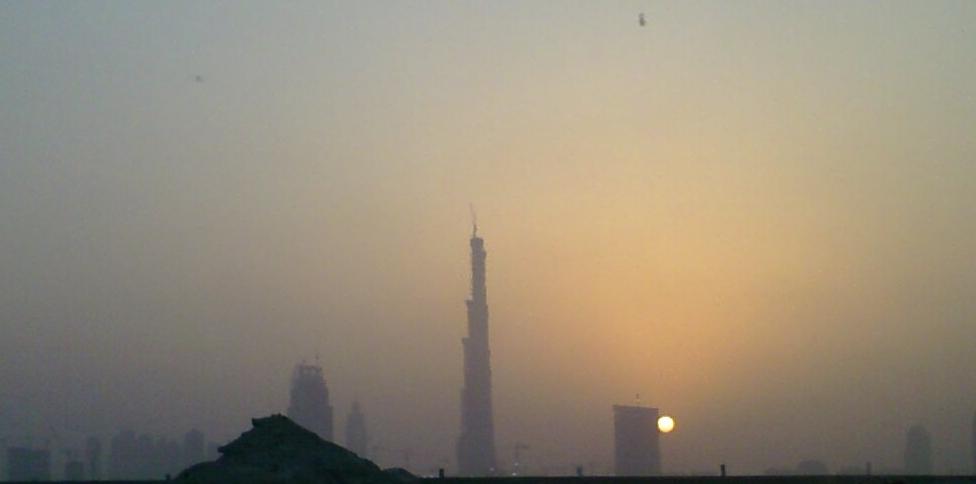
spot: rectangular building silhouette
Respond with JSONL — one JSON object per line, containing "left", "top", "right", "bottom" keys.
{"left": 6, "top": 447, "right": 51, "bottom": 482}
{"left": 613, "top": 405, "right": 661, "bottom": 476}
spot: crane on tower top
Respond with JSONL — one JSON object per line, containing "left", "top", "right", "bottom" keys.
{"left": 469, "top": 204, "right": 478, "bottom": 237}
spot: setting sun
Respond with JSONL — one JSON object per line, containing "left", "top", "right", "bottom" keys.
{"left": 658, "top": 416, "right": 675, "bottom": 433}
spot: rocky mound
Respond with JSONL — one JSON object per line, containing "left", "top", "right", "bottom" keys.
{"left": 178, "top": 414, "right": 413, "bottom": 484}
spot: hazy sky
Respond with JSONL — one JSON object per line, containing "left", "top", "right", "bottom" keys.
{"left": 2, "top": 0, "right": 976, "bottom": 476}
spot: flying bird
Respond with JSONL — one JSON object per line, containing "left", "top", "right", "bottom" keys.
{"left": 194, "top": 75, "right": 204, "bottom": 83}
{"left": 639, "top": 13, "right": 646, "bottom": 26}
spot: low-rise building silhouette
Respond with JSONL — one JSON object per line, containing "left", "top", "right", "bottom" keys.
{"left": 64, "top": 459, "right": 85, "bottom": 481}
{"left": 904, "top": 424, "right": 933, "bottom": 474}
{"left": 971, "top": 411, "right": 976, "bottom": 474}
{"left": 109, "top": 428, "right": 185, "bottom": 479}
{"left": 6, "top": 447, "right": 51, "bottom": 481}
{"left": 85, "top": 436, "right": 102, "bottom": 480}
{"left": 795, "top": 459, "right": 829, "bottom": 475}
{"left": 183, "top": 429, "right": 205, "bottom": 468}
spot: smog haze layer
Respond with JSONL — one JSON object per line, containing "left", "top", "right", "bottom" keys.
{"left": 2, "top": 0, "right": 976, "bottom": 476}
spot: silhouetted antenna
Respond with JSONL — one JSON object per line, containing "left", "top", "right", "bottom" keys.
{"left": 469, "top": 203, "right": 478, "bottom": 237}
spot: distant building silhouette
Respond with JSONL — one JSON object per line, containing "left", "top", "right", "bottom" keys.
{"left": 206, "top": 441, "right": 220, "bottom": 461}
{"left": 764, "top": 467, "right": 792, "bottom": 476}
{"left": 64, "top": 459, "right": 85, "bottom": 481}
{"left": 834, "top": 463, "right": 868, "bottom": 475}
{"left": 344, "top": 401, "right": 368, "bottom": 457}
{"left": 904, "top": 424, "right": 933, "bottom": 474}
{"left": 183, "top": 429, "right": 205, "bottom": 468}
{"left": 613, "top": 405, "right": 661, "bottom": 476}
{"left": 85, "top": 436, "right": 102, "bottom": 481}
{"left": 456, "top": 224, "right": 497, "bottom": 476}
{"left": 110, "top": 428, "right": 136, "bottom": 479}
{"left": 288, "top": 362, "right": 334, "bottom": 441}
{"left": 795, "top": 460, "right": 829, "bottom": 475}
{"left": 6, "top": 447, "right": 51, "bottom": 481}
{"left": 109, "top": 429, "right": 182, "bottom": 479}
{"left": 157, "top": 436, "right": 181, "bottom": 477}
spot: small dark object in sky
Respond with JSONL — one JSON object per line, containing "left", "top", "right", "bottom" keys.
{"left": 639, "top": 13, "right": 646, "bottom": 26}
{"left": 194, "top": 75, "right": 204, "bottom": 83}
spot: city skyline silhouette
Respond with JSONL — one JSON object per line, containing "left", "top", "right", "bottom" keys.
{"left": 2, "top": 1, "right": 976, "bottom": 479}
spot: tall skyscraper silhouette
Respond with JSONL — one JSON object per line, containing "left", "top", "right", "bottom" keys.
{"left": 613, "top": 405, "right": 661, "bottom": 476}
{"left": 287, "top": 362, "right": 334, "bottom": 441}
{"left": 457, "top": 224, "right": 497, "bottom": 476}
{"left": 344, "top": 401, "right": 369, "bottom": 457}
